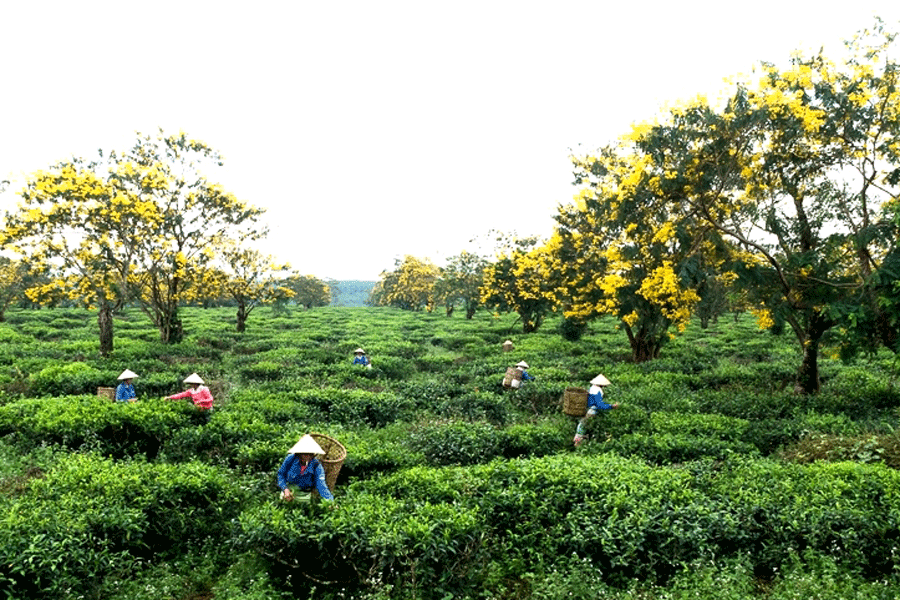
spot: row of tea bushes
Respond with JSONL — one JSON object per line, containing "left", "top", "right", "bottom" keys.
{"left": 0, "top": 452, "right": 245, "bottom": 599}
{"left": 0, "top": 396, "right": 195, "bottom": 458}
{"left": 233, "top": 453, "right": 900, "bottom": 599}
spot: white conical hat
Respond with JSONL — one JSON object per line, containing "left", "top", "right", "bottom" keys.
{"left": 590, "top": 374, "right": 611, "bottom": 386}
{"left": 287, "top": 434, "right": 325, "bottom": 455}
{"left": 354, "top": 348, "right": 366, "bottom": 354}
{"left": 183, "top": 373, "right": 205, "bottom": 384}
{"left": 516, "top": 361, "right": 529, "bottom": 368}
{"left": 118, "top": 369, "right": 138, "bottom": 380}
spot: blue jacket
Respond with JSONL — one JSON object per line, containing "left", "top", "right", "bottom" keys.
{"left": 277, "top": 455, "right": 334, "bottom": 500}
{"left": 115, "top": 383, "right": 136, "bottom": 402}
{"left": 353, "top": 355, "right": 370, "bottom": 366}
{"left": 587, "top": 384, "right": 614, "bottom": 411}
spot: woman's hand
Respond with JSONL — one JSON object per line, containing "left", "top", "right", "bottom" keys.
{"left": 281, "top": 488, "right": 294, "bottom": 502}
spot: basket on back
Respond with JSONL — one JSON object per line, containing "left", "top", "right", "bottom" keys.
{"left": 562, "top": 387, "right": 588, "bottom": 416}
{"left": 502, "top": 366, "right": 524, "bottom": 388}
{"left": 310, "top": 432, "right": 347, "bottom": 496}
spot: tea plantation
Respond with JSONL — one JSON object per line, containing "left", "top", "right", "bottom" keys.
{"left": 1, "top": 306, "right": 899, "bottom": 599}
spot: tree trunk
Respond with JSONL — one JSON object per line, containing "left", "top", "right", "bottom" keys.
{"left": 445, "top": 305, "right": 454, "bottom": 317}
{"left": 793, "top": 312, "right": 830, "bottom": 395}
{"left": 98, "top": 300, "right": 114, "bottom": 357}
{"left": 624, "top": 323, "right": 661, "bottom": 363}
{"left": 465, "top": 304, "right": 476, "bottom": 319}
{"left": 236, "top": 303, "right": 248, "bottom": 333}
{"left": 159, "top": 306, "right": 184, "bottom": 344}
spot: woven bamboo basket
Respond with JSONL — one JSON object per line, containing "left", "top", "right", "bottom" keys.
{"left": 502, "top": 366, "right": 524, "bottom": 388}
{"left": 562, "top": 387, "right": 589, "bottom": 416}
{"left": 310, "top": 432, "right": 347, "bottom": 495}
{"left": 97, "top": 387, "right": 116, "bottom": 401}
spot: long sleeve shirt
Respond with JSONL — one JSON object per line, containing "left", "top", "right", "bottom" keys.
{"left": 515, "top": 367, "right": 535, "bottom": 382}
{"left": 277, "top": 455, "right": 334, "bottom": 501}
{"left": 352, "top": 355, "right": 370, "bottom": 366}
{"left": 115, "top": 383, "right": 136, "bottom": 402}
{"left": 587, "top": 384, "right": 614, "bottom": 411}
{"left": 168, "top": 385, "right": 214, "bottom": 410}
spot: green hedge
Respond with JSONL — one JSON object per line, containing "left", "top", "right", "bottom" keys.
{"left": 0, "top": 396, "right": 192, "bottom": 457}
{"left": 0, "top": 454, "right": 243, "bottom": 598}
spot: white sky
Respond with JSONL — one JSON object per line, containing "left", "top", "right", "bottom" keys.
{"left": 3, "top": 1, "right": 900, "bottom": 280}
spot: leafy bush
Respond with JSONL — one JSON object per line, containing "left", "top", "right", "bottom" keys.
{"left": 0, "top": 454, "right": 243, "bottom": 598}
{"left": 0, "top": 396, "right": 192, "bottom": 457}
{"left": 28, "top": 361, "right": 106, "bottom": 396}
{"left": 408, "top": 420, "right": 502, "bottom": 466}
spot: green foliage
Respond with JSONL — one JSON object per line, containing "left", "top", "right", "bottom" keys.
{"left": 0, "top": 454, "right": 243, "bottom": 599}
{"left": 0, "top": 396, "right": 191, "bottom": 457}
{"left": 408, "top": 420, "right": 503, "bottom": 466}
{"left": 28, "top": 361, "right": 105, "bottom": 396}
{"left": 0, "top": 303, "right": 899, "bottom": 598}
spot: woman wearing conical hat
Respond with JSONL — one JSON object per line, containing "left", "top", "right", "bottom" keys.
{"left": 574, "top": 374, "right": 618, "bottom": 447}
{"left": 277, "top": 434, "right": 334, "bottom": 502}
{"left": 166, "top": 373, "right": 215, "bottom": 423}
{"left": 352, "top": 347, "right": 371, "bottom": 367}
{"left": 115, "top": 369, "right": 138, "bottom": 403}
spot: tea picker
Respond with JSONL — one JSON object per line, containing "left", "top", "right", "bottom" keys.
{"left": 166, "top": 372, "right": 215, "bottom": 423}
{"left": 502, "top": 360, "right": 535, "bottom": 389}
{"left": 115, "top": 369, "right": 138, "bottom": 402}
{"left": 573, "top": 373, "right": 618, "bottom": 447}
{"left": 352, "top": 347, "right": 372, "bottom": 368}
{"left": 277, "top": 434, "right": 335, "bottom": 502}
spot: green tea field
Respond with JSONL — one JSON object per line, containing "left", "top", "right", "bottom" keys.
{"left": 1, "top": 306, "right": 899, "bottom": 600}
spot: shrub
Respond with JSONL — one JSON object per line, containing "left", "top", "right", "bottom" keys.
{"left": 0, "top": 396, "right": 192, "bottom": 458}
{"left": 0, "top": 454, "right": 243, "bottom": 599}
{"left": 28, "top": 361, "right": 106, "bottom": 396}
{"left": 408, "top": 420, "right": 502, "bottom": 466}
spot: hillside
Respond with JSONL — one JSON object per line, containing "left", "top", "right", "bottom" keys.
{"left": 328, "top": 280, "right": 376, "bottom": 307}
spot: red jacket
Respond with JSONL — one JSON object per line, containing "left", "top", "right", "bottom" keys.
{"left": 168, "top": 385, "right": 214, "bottom": 410}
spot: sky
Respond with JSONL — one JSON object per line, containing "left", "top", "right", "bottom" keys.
{"left": 3, "top": 1, "right": 900, "bottom": 281}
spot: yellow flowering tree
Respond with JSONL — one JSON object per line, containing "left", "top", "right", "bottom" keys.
{"left": 114, "top": 130, "right": 266, "bottom": 343}
{"left": 0, "top": 257, "right": 33, "bottom": 322}
{"left": 551, "top": 147, "right": 716, "bottom": 361}
{"left": 1, "top": 156, "right": 153, "bottom": 355}
{"left": 480, "top": 236, "right": 559, "bottom": 333}
{"left": 216, "top": 248, "right": 294, "bottom": 332}
{"left": 370, "top": 255, "right": 440, "bottom": 311}
{"left": 638, "top": 23, "right": 900, "bottom": 392}
{"left": 282, "top": 274, "right": 332, "bottom": 309}
{"left": 433, "top": 250, "right": 489, "bottom": 318}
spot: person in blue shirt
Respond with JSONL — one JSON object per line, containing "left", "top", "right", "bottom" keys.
{"left": 277, "top": 434, "right": 334, "bottom": 501}
{"left": 516, "top": 361, "right": 535, "bottom": 383}
{"left": 574, "top": 374, "right": 618, "bottom": 446}
{"left": 352, "top": 348, "right": 371, "bottom": 367}
{"left": 115, "top": 369, "right": 138, "bottom": 402}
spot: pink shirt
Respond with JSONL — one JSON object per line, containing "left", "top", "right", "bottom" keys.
{"left": 168, "top": 385, "right": 214, "bottom": 410}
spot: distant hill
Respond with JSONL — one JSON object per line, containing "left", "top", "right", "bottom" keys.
{"left": 328, "top": 281, "right": 377, "bottom": 307}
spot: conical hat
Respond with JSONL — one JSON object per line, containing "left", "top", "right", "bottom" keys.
{"left": 118, "top": 369, "right": 138, "bottom": 380}
{"left": 590, "top": 374, "right": 611, "bottom": 386}
{"left": 354, "top": 348, "right": 366, "bottom": 354}
{"left": 516, "top": 361, "right": 529, "bottom": 368}
{"left": 288, "top": 434, "right": 325, "bottom": 455}
{"left": 183, "top": 373, "right": 205, "bottom": 384}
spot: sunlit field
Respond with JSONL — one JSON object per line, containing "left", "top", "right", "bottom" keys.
{"left": 2, "top": 305, "right": 899, "bottom": 599}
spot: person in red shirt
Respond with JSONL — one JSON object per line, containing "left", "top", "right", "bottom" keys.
{"left": 167, "top": 372, "right": 214, "bottom": 423}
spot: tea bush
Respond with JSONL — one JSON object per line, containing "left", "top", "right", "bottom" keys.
{"left": 0, "top": 396, "right": 192, "bottom": 457}
{"left": 0, "top": 454, "right": 243, "bottom": 599}
{"left": 408, "top": 420, "right": 503, "bottom": 466}
{"left": 3, "top": 307, "right": 900, "bottom": 598}
{"left": 28, "top": 361, "right": 106, "bottom": 396}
